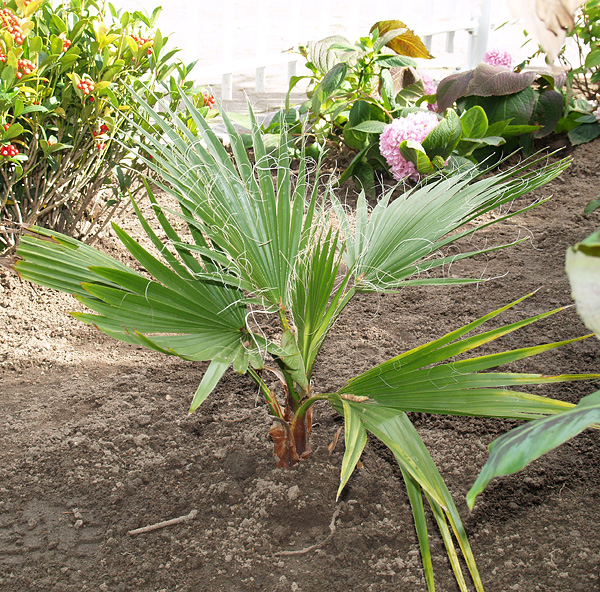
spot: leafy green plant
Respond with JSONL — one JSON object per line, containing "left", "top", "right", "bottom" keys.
{"left": 382, "top": 105, "right": 525, "bottom": 180}
{"left": 13, "top": 86, "right": 600, "bottom": 591}
{"left": 0, "top": 0, "right": 211, "bottom": 254}
{"left": 287, "top": 20, "right": 432, "bottom": 191}
{"left": 436, "top": 63, "right": 564, "bottom": 158}
{"left": 514, "top": 1, "right": 600, "bottom": 147}
{"left": 564, "top": 0, "right": 600, "bottom": 102}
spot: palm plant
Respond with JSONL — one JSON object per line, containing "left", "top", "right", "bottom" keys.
{"left": 14, "top": 86, "right": 599, "bottom": 591}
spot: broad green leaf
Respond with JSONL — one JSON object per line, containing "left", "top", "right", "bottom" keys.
{"left": 371, "top": 20, "right": 433, "bottom": 59}
{"left": 568, "top": 122, "right": 600, "bottom": 145}
{"left": 460, "top": 87, "right": 537, "bottom": 127}
{"left": 348, "top": 99, "right": 371, "bottom": 136}
{"left": 460, "top": 106, "right": 488, "bottom": 139}
{"left": 350, "top": 120, "right": 387, "bottom": 133}
{"left": 467, "top": 390, "right": 600, "bottom": 509}
{"left": 584, "top": 198, "right": 600, "bottom": 215}
{"left": 533, "top": 89, "right": 563, "bottom": 138}
{"left": 585, "top": 47, "right": 600, "bottom": 69}
{"left": 319, "top": 62, "right": 348, "bottom": 99}
{"left": 398, "top": 139, "right": 434, "bottom": 174}
{"left": 352, "top": 159, "right": 376, "bottom": 197}
{"left": 422, "top": 109, "right": 461, "bottom": 160}
{"left": 306, "top": 35, "right": 353, "bottom": 75}
{"left": 337, "top": 398, "right": 368, "bottom": 500}
{"left": 2, "top": 123, "right": 23, "bottom": 140}
{"left": 375, "top": 54, "right": 417, "bottom": 68}
{"left": 460, "top": 135, "right": 505, "bottom": 147}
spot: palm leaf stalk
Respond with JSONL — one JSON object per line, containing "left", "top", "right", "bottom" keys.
{"left": 13, "top": 85, "right": 600, "bottom": 591}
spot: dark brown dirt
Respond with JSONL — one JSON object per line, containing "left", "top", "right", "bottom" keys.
{"left": 1, "top": 139, "right": 600, "bottom": 592}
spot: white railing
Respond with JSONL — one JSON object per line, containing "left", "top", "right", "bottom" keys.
{"left": 114, "top": 0, "right": 509, "bottom": 100}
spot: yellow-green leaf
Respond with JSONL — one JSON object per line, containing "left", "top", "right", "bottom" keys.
{"left": 23, "top": 0, "right": 44, "bottom": 17}
{"left": 371, "top": 20, "right": 433, "bottom": 59}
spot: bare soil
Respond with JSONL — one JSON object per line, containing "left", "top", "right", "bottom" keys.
{"left": 1, "top": 139, "right": 600, "bottom": 592}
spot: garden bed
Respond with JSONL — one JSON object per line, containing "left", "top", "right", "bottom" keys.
{"left": 1, "top": 138, "right": 599, "bottom": 592}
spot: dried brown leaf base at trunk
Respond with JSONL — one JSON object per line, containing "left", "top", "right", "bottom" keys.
{"left": 269, "top": 407, "right": 313, "bottom": 468}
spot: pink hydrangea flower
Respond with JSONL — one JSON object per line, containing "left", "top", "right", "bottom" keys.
{"left": 483, "top": 48, "right": 513, "bottom": 68}
{"left": 379, "top": 111, "right": 440, "bottom": 181}
{"left": 418, "top": 70, "right": 438, "bottom": 112}
{"left": 593, "top": 106, "right": 600, "bottom": 121}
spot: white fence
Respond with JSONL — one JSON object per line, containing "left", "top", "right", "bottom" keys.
{"left": 113, "top": 0, "right": 524, "bottom": 99}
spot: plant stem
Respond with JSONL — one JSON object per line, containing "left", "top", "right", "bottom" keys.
{"left": 248, "top": 367, "right": 284, "bottom": 419}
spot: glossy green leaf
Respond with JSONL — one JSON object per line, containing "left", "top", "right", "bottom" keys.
{"left": 585, "top": 47, "right": 600, "bottom": 69}
{"left": 399, "top": 139, "right": 434, "bottom": 174}
{"left": 467, "top": 390, "right": 600, "bottom": 509}
{"left": 584, "top": 198, "right": 600, "bottom": 215}
{"left": 422, "top": 109, "right": 461, "bottom": 159}
{"left": 307, "top": 35, "right": 353, "bottom": 75}
{"left": 319, "top": 62, "right": 348, "bottom": 99}
{"left": 350, "top": 119, "right": 387, "bottom": 133}
{"left": 460, "top": 106, "right": 488, "bottom": 139}
{"left": 533, "top": 89, "right": 563, "bottom": 138}
{"left": 568, "top": 122, "right": 600, "bottom": 145}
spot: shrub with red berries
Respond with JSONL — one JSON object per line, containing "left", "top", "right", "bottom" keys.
{"left": 130, "top": 34, "right": 153, "bottom": 55}
{"left": 0, "top": 7, "right": 24, "bottom": 45}
{"left": 77, "top": 78, "right": 95, "bottom": 95}
{"left": 59, "top": 33, "right": 71, "bottom": 52}
{"left": 0, "top": 143, "right": 19, "bottom": 158}
{"left": 16, "top": 58, "right": 35, "bottom": 79}
{"left": 0, "top": 0, "right": 208, "bottom": 255}
{"left": 203, "top": 93, "right": 216, "bottom": 109}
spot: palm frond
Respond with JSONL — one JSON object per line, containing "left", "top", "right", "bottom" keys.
{"left": 340, "top": 294, "right": 597, "bottom": 419}
{"left": 333, "top": 399, "right": 485, "bottom": 592}
{"left": 331, "top": 156, "right": 570, "bottom": 292}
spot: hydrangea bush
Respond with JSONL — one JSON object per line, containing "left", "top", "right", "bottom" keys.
{"left": 483, "top": 48, "right": 513, "bottom": 68}
{"left": 0, "top": 0, "right": 211, "bottom": 254}
{"left": 379, "top": 111, "right": 440, "bottom": 180}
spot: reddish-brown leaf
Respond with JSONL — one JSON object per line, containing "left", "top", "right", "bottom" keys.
{"left": 269, "top": 421, "right": 299, "bottom": 468}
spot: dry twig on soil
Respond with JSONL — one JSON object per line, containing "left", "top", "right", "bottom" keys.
{"left": 128, "top": 509, "right": 198, "bottom": 535}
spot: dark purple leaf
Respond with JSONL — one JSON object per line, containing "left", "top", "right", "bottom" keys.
{"left": 436, "top": 70, "right": 474, "bottom": 112}
{"left": 465, "top": 63, "right": 537, "bottom": 97}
